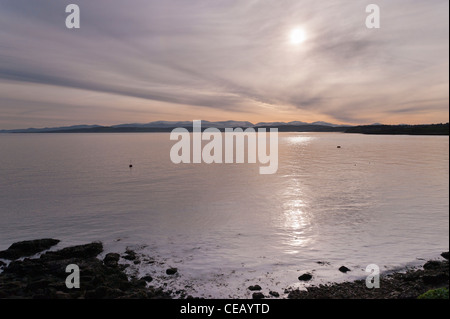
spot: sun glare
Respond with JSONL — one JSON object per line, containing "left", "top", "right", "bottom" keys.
{"left": 290, "top": 28, "right": 306, "bottom": 45}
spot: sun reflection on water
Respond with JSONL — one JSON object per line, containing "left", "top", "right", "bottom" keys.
{"left": 285, "top": 136, "right": 315, "bottom": 145}
{"left": 281, "top": 187, "right": 313, "bottom": 254}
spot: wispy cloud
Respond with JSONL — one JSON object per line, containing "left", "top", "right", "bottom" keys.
{"left": 0, "top": 0, "right": 448, "bottom": 128}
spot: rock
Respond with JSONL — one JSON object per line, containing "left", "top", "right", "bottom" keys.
{"left": 440, "top": 252, "right": 449, "bottom": 260}
{"left": 132, "top": 279, "right": 148, "bottom": 288}
{"left": 42, "top": 242, "right": 103, "bottom": 260}
{"left": 287, "top": 289, "right": 303, "bottom": 299}
{"left": 0, "top": 239, "right": 60, "bottom": 260}
{"left": 248, "top": 285, "right": 262, "bottom": 291}
{"left": 298, "top": 273, "right": 313, "bottom": 281}
{"left": 122, "top": 249, "right": 137, "bottom": 261}
{"left": 141, "top": 275, "right": 153, "bottom": 283}
{"left": 166, "top": 268, "right": 178, "bottom": 275}
{"left": 252, "top": 292, "right": 265, "bottom": 299}
{"left": 103, "top": 253, "right": 120, "bottom": 267}
{"left": 422, "top": 274, "right": 449, "bottom": 285}
{"left": 269, "top": 291, "right": 280, "bottom": 297}
{"left": 0, "top": 240, "right": 172, "bottom": 299}
{"left": 423, "top": 260, "right": 441, "bottom": 270}
{"left": 339, "top": 266, "right": 351, "bottom": 273}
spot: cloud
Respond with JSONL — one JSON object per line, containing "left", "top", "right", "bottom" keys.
{"left": 0, "top": 0, "right": 448, "bottom": 128}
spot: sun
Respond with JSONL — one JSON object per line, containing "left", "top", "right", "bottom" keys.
{"left": 290, "top": 28, "right": 306, "bottom": 45}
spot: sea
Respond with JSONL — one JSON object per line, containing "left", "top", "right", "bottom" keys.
{"left": 0, "top": 132, "right": 448, "bottom": 298}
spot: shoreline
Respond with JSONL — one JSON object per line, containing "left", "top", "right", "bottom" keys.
{"left": 0, "top": 239, "right": 448, "bottom": 299}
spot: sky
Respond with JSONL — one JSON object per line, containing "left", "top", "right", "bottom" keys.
{"left": 0, "top": 0, "right": 448, "bottom": 129}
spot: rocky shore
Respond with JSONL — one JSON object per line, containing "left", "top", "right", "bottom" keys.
{"left": 0, "top": 239, "right": 171, "bottom": 299}
{"left": 287, "top": 253, "right": 449, "bottom": 299}
{"left": 0, "top": 239, "right": 448, "bottom": 299}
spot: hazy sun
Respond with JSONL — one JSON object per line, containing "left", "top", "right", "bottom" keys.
{"left": 290, "top": 28, "right": 306, "bottom": 45}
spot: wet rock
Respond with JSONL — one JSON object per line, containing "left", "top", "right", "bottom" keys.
{"left": 339, "top": 266, "right": 351, "bottom": 273}
{"left": 423, "top": 260, "right": 442, "bottom": 270}
{"left": 269, "top": 291, "right": 280, "bottom": 297}
{"left": 287, "top": 289, "right": 303, "bottom": 299}
{"left": 122, "top": 249, "right": 137, "bottom": 261}
{"left": 440, "top": 252, "right": 449, "bottom": 260}
{"left": 252, "top": 292, "right": 265, "bottom": 299}
{"left": 42, "top": 242, "right": 103, "bottom": 260}
{"left": 0, "top": 239, "right": 60, "bottom": 260}
{"left": 298, "top": 273, "right": 313, "bottom": 281}
{"left": 118, "top": 264, "right": 130, "bottom": 271}
{"left": 141, "top": 275, "right": 153, "bottom": 283}
{"left": 248, "top": 285, "right": 262, "bottom": 291}
{"left": 132, "top": 278, "right": 148, "bottom": 288}
{"left": 103, "top": 253, "right": 120, "bottom": 268}
{"left": 166, "top": 268, "right": 178, "bottom": 275}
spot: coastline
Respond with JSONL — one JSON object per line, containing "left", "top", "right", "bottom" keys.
{"left": 0, "top": 239, "right": 448, "bottom": 299}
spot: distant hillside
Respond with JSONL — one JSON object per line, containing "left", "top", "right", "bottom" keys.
{"left": 0, "top": 120, "right": 350, "bottom": 133}
{"left": 2, "top": 121, "right": 448, "bottom": 135}
{"left": 39, "top": 124, "right": 350, "bottom": 133}
{"left": 254, "top": 124, "right": 350, "bottom": 132}
{"left": 345, "top": 123, "right": 449, "bottom": 135}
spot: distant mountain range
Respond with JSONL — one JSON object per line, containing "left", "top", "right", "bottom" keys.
{"left": 0, "top": 120, "right": 352, "bottom": 133}
{"left": 1, "top": 121, "right": 448, "bottom": 135}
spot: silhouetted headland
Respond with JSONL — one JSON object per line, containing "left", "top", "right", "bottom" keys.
{"left": 345, "top": 123, "right": 449, "bottom": 136}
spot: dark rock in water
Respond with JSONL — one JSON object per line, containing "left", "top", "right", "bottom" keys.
{"left": 42, "top": 242, "right": 103, "bottom": 260}
{"left": 269, "top": 291, "right": 280, "bottom": 297}
{"left": 298, "top": 273, "right": 313, "bottom": 281}
{"left": 441, "top": 252, "right": 449, "bottom": 260}
{"left": 248, "top": 285, "right": 262, "bottom": 291}
{"left": 423, "top": 260, "right": 442, "bottom": 270}
{"left": 252, "top": 292, "right": 265, "bottom": 299}
{"left": 141, "top": 275, "right": 153, "bottom": 283}
{"left": 0, "top": 239, "right": 60, "bottom": 260}
{"left": 166, "top": 268, "right": 178, "bottom": 275}
{"left": 339, "top": 266, "right": 351, "bottom": 273}
{"left": 103, "top": 253, "right": 120, "bottom": 268}
{"left": 122, "top": 249, "right": 137, "bottom": 261}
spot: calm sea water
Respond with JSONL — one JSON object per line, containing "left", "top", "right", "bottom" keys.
{"left": 0, "top": 132, "right": 448, "bottom": 298}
